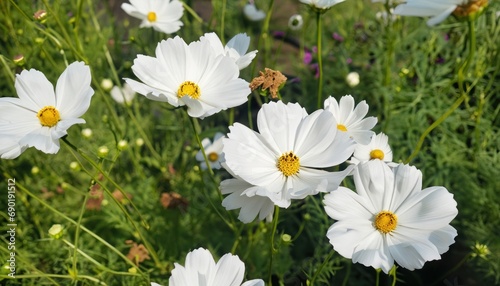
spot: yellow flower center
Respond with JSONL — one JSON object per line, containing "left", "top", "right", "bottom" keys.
{"left": 177, "top": 81, "right": 201, "bottom": 99}
{"left": 374, "top": 211, "right": 398, "bottom": 234}
{"left": 369, "top": 149, "right": 385, "bottom": 160}
{"left": 337, "top": 124, "right": 347, "bottom": 132}
{"left": 147, "top": 12, "right": 157, "bottom": 22}
{"left": 208, "top": 152, "right": 219, "bottom": 162}
{"left": 37, "top": 106, "right": 60, "bottom": 127}
{"left": 277, "top": 151, "right": 300, "bottom": 177}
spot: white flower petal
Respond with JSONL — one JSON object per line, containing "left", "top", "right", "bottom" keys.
{"left": 55, "top": 62, "right": 94, "bottom": 118}
{"left": 256, "top": 101, "right": 306, "bottom": 153}
{"left": 211, "top": 253, "right": 245, "bottom": 286}
{"left": 15, "top": 68, "right": 55, "bottom": 111}
{"left": 324, "top": 187, "right": 376, "bottom": 221}
{"left": 352, "top": 231, "right": 394, "bottom": 274}
{"left": 397, "top": 186, "right": 458, "bottom": 230}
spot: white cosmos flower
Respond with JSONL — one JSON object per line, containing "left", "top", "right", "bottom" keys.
{"left": 243, "top": 3, "right": 266, "bottom": 21}
{"left": 121, "top": 0, "right": 184, "bottom": 34}
{"left": 323, "top": 95, "right": 377, "bottom": 145}
{"left": 394, "top": 0, "right": 466, "bottom": 26}
{"left": 222, "top": 101, "right": 355, "bottom": 208}
{"left": 124, "top": 35, "right": 250, "bottom": 119}
{"left": 220, "top": 178, "right": 275, "bottom": 223}
{"left": 324, "top": 160, "right": 458, "bottom": 273}
{"left": 196, "top": 132, "right": 225, "bottom": 170}
{"left": 299, "top": 0, "right": 345, "bottom": 10}
{"left": 350, "top": 132, "right": 395, "bottom": 165}
{"left": 200, "top": 33, "right": 258, "bottom": 70}
{"left": 0, "top": 62, "right": 94, "bottom": 159}
{"left": 110, "top": 83, "right": 136, "bottom": 105}
{"left": 161, "top": 248, "right": 264, "bottom": 286}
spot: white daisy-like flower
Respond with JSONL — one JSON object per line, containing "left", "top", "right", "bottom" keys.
{"left": 324, "top": 160, "right": 458, "bottom": 273}
{"left": 196, "top": 132, "right": 225, "bottom": 170}
{"left": 288, "top": 14, "right": 304, "bottom": 31}
{"left": 299, "top": 0, "right": 345, "bottom": 10}
{"left": 200, "top": 33, "right": 258, "bottom": 70}
{"left": 160, "top": 248, "right": 264, "bottom": 286}
{"left": 394, "top": 0, "right": 465, "bottom": 26}
{"left": 121, "top": 0, "right": 184, "bottom": 34}
{"left": 222, "top": 101, "right": 355, "bottom": 208}
{"left": 124, "top": 36, "right": 250, "bottom": 119}
{"left": 243, "top": 3, "right": 266, "bottom": 21}
{"left": 323, "top": 95, "right": 377, "bottom": 145}
{"left": 220, "top": 178, "right": 275, "bottom": 223}
{"left": 350, "top": 132, "right": 394, "bottom": 165}
{"left": 0, "top": 62, "right": 94, "bottom": 159}
{"left": 110, "top": 83, "right": 136, "bottom": 106}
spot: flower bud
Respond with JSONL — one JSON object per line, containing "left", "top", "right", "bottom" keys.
{"left": 117, "top": 140, "right": 128, "bottom": 151}
{"left": 100, "top": 78, "right": 113, "bottom": 92}
{"left": 98, "top": 146, "right": 109, "bottom": 158}
{"left": 81, "top": 128, "right": 93, "bottom": 139}
{"left": 31, "top": 166, "right": 40, "bottom": 175}
{"left": 345, "top": 72, "right": 360, "bottom": 87}
{"left": 13, "top": 54, "right": 25, "bottom": 66}
{"left": 69, "top": 161, "right": 80, "bottom": 171}
{"left": 135, "top": 138, "right": 144, "bottom": 147}
{"left": 33, "top": 9, "right": 48, "bottom": 23}
{"left": 48, "top": 224, "right": 64, "bottom": 239}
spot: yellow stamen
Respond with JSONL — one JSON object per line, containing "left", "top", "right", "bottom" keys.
{"left": 37, "top": 106, "right": 60, "bottom": 127}
{"left": 370, "top": 149, "right": 385, "bottom": 160}
{"left": 147, "top": 12, "right": 157, "bottom": 22}
{"left": 337, "top": 124, "right": 347, "bottom": 132}
{"left": 177, "top": 81, "right": 201, "bottom": 99}
{"left": 374, "top": 211, "right": 398, "bottom": 234}
{"left": 208, "top": 152, "right": 219, "bottom": 162}
{"left": 277, "top": 151, "right": 300, "bottom": 177}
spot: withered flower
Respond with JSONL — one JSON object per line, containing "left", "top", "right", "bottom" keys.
{"left": 250, "top": 68, "right": 287, "bottom": 99}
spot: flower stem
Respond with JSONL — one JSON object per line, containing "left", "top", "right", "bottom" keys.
{"left": 15, "top": 182, "right": 143, "bottom": 273}
{"left": 405, "top": 19, "right": 476, "bottom": 163}
{"left": 316, "top": 11, "right": 324, "bottom": 109}
{"left": 309, "top": 248, "right": 335, "bottom": 285}
{"left": 268, "top": 206, "right": 280, "bottom": 284}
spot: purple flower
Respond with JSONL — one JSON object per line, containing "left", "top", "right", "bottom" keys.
{"left": 332, "top": 32, "right": 344, "bottom": 42}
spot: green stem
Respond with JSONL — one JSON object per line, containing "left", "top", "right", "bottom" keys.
{"left": 71, "top": 190, "right": 90, "bottom": 280}
{"left": 405, "top": 19, "right": 476, "bottom": 163}
{"left": 267, "top": 206, "right": 280, "bottom": 285}
{"left": 220, "top": 0, "right": 226, "bottom": 43}
{"left": 316, "top": 11, "right": 324, "bottom": 109}
{"left": 309, "top": 248, "right": 335, "bottom": 285}
{"left": 375, "top": 269, "right": 381, "bottom": 286}
{"left": 62, "top": 139, "right": 162, "bottom": 268}
{"left": 15, "top": 182, "right": 143, "bottom": 272}
{"left": 182, "top": 1, "right": 203, "bottom": 23}
{"left": 189, "top": 116, "right": 215, "bottom": 178}
{"left": 62, "top": 239, "right": 140, "bottom": 277}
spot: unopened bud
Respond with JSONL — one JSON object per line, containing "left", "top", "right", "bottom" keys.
{"left": 48, "top": 224, "right": 64, "bottom": 239}
{"left": 34, "top": 9, "right": 48, "bottom": 22}
{"left": 81, "top": 128, "right": 93, "bottom": 138}
{"left": 100, "top": 78, "right": 113, "bottom": 92}
{"left": 117, "top": 140, "right": 128, "bottom": 151}
{"left": 98, "top": 146, "right": 109, "bottom": 158}
{"left": 13, "top": 54, "right": 25, "bottom": 66}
